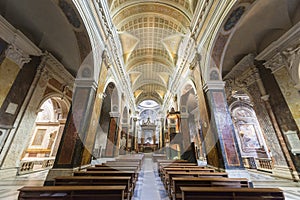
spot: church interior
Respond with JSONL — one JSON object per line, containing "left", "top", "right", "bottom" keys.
{"left": 0, "top": 0, "right": 300, "bottom": 199}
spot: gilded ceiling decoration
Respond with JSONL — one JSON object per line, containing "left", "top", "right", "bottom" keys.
{"left": 109, "top": 0, "right": 197, "bottom": 104}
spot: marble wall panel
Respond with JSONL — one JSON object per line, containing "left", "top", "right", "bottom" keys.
{"left": 0, "top": 57, "right": 40, "bottom": 126}
{"left": 212, "top": 91, "right": 241, "bottom": 167}
{"left": 273, "top": 67, "right": 300, "bottom": 130}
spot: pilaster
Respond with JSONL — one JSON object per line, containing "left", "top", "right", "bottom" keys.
{"left": 203, "top": 80, "right": 245, "bottom": 172}
{"left": 180, "top": 112, "right": 191, "bottom": 152}
{"left": 105, "top": 112, "right": 120, "bottom": 157}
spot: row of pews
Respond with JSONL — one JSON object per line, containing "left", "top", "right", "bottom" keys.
{"left": 157, "top": 159, "right": 285, "bottom": 200}
{"left": 18, "top": 154, "right": 144, "bottom": 200}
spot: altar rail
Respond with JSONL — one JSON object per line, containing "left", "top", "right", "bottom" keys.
{"left": 242, "top": 157, "right": 272, "bottom": 172}
{"left": 18, "top": 158, "right": 55, "bottom": 174}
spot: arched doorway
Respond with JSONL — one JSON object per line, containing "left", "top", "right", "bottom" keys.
{"left": 20, "top": 96, "right": 69, "bottom": 174}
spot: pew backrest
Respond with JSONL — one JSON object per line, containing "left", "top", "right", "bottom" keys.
{"left": 18, "top": 185, "right": 126, "bottom": 200}
{"left": 180, "top": 187, "right": 284, "bottom": 200}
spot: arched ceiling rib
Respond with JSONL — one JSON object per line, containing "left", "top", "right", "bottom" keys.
{"left": 111, "top": 1, "right": 192, "bottom": 104}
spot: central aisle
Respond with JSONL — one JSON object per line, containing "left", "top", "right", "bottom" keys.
{"left": 133, "top": 154, "right": 169, "bottom": 200}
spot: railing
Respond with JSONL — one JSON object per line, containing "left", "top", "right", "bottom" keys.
{"left": 255, "top": 158, "right": 273, "bottom": 172}
{"left": 243, "top": 157, "right": 273, "bottom": 172}
{"left": 242, "top": 157, "right": 257, "bottom": 169}
{"left": 18, "top": 158, "right": 55, "bottom": 175}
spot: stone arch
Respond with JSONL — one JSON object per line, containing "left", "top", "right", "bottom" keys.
{"left": 228, "top": 91, "right": 270, "bottom": 169}
{"left": 20, "top": 94, "right": 70, "bottom": 173}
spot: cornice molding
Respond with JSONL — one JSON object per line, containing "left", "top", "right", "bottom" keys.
{"left": 109, "top": 112, "right": 120, "bottom": 118}
{"left": 256, "top": 21, "right": 300, "bottom": 61}
{"left": 43, "top": 52, "right": 75, "bottom": 91}
{"left": 263, "top": 52, "right": 286, "bottom": 73}
{"left": 0, "top": 15, "right": 42, "bottom": 57}
{"left": 203, "top": 80, "right": 225, "bottom": 92}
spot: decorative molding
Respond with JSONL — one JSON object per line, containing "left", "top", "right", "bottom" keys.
{"left": 0, "top": 15, "right": 42, "bottom": 56}
{"left": 256, "top": 21, "right": 300, "bottom": 61}
{"left": 203, "top": 81, "right": 225, "bottom": 92}
{"left": 224, "top": 54, "right": 255, "bottom": 80}
{"left": 5, "top": 44, "right": 31, "bottom": 68}
{"left": 264, "top": 52, "right": 286, "bottom": 73}
{"left": 43, "top": 52, "right": 75, "bottom": 91}
{"left": 190, "top": 0, "right": 213, "bottom": 40}
{"left": 109, "top": 112, "right": 120, "bottom": 118}
{"left": 96, "top": 0, "right": 136, "bottom": 110}
{"left": 102, "top": 49, "right": 111, "bottom": 68}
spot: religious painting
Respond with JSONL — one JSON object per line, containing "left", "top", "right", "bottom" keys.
{"left": 231, "top": 102, "right": 267, "bottom": 157}
{"left": 238, "top": 124, "right": 260, "bottom": 151}
{"left": 32, "top": 129, "right": 46, "bottom": 145}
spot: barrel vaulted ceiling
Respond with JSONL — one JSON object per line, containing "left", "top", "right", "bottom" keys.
{"left": 2, "top": 0, "right": 298, "bottom": 108}
{"left": 107, "top": 0, "right": 198, "bottom": 105}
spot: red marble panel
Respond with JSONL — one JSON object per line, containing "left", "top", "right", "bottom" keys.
{"left": 57, "top": 115, "right": 77, "bottom": 164}
{"left": 212, "top": 91, "right": 240, "bottom": 166}
{"left": 105, "top": 117, "right": 117, "bottom": 157}
{"left": 72, "top": 89, "right": 89, "bottom": 131}
{"left": 181, "top": 118, "right": 190, "bottom": 150}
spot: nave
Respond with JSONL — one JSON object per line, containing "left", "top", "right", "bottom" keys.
{"left": 2, "top": 153, "right": 300, "bottom": 200}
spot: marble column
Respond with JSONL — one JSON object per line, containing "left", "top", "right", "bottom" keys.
{"left": 105, "top": 112, "right": 120, "bottom": 157}
{"left": 132, "top": 117, "right": 137, "bottom": 151}
{"left": 45, "top": 79, "right": 97, "bottom": 185}
{"left": 80, "top": 63, "right": 109, "bottom": 165}
{"left": 265, "top": 51, "right": 300, "bottom": 131}
{"left": 253, "top": 65, "right": 299, "bottom": 180}
{"left": 51, "top": 119, "right": 66, "bottom": 157}
{"left": 141, "top": 129, "right": 145, "bottom": 145}
{"left": 0, "top": 44, "right": 31, "bottom": 107}
{"left": 159, "top": 118, "right": 164, "bottom": 149}
{"left": 180, "top": 112, "right": 191, "bottom": 152}
{"left": 122, "top": 123, "right": 129, "bottom": 153}
{"left": 204, "top": 81, "right": 247, "bottom": 178}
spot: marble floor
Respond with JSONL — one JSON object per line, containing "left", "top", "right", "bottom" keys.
{"left": 1, "top": 155, "right": 300, "bottom": 200}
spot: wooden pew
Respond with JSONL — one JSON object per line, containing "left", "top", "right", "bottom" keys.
{"left": 152, "top": 154, "right": 166, "bottom": 162}
{"left": 54, "top": 176, "right": 132, "bottom": 200}
{"left": 115, "top": 158, "right": 142, "bottom": 166}
{"left": 86, "top": 166, "right": 138, "bottom": 172}
{"left": 165, "top": 172, "right": 228, "bottom": 192}
{"left": 159, "top": 165, "right": 205, "bottom": 177}
{"left": 161, "top": 168, "right": 215, "bottom": 183}
{"left": 171, "top": 177, "right": 249, "bottom": 200}
{"left": 98, "top": 161, "right": 141, "bottom": 170}
{"left": 158, "top": 163, "right": 198, "bottom": 176}
{"left": 74, "top": 171, "right": 137, "bottom": 187}
{"left": 18, "top": 185, "right": 126, "bottom": 200}
{"left": 157, "top": 160, "right": 189, "bottom": 169}
{"left": 180, "top": 187, "right": 285, "bottom": 200}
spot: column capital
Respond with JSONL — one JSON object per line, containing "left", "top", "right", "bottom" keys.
{"left": 74, "top": 79, "right": 98, "bottom": 91}
{"left": 264, "top": 52, "right": 286, "bottom": 73}
{"left": 5, "top": 44, "right": 31, "bottom": 68}
{"left": 109, "top": 112, "right": 120, "bottom": 118}
{"left": 203, "top": 81, "right": 225, "bottom": 92}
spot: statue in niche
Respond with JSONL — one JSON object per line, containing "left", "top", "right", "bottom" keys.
{"left": 47, "top": 131, "right": 57, "bottom": 149}
{"left": 120, "top": 134, "right": 127, "bottom": 150}
{"left": 119, "top": 134, "right": 127, "bottom": 155}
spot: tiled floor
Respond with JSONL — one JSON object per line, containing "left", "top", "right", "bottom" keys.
{"left": 0, "top": 170, "right": 47, "bottom": 200}
{"left": 1, "top": 156, "right": 300, "bottom": 200}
